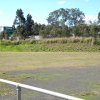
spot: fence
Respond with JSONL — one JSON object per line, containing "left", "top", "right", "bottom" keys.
{"left": 0, "top": 79, "right": 84, "bottom": 100}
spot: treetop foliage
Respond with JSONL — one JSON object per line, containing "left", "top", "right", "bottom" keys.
{"left": 13, "top": 9, "right": 25, "bottom": 27}
{"left": 47, "top": 8, "right": 85, "bottom": 27}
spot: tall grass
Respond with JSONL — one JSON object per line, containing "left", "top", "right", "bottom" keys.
{"left": 0, "top": 37, "right": 100, "bottom": 52}
{"left": 39, "top": 37, "right": 95, "bottom": 44}
{"left": 0, "top": 37, "right": 96, "bottom": 45}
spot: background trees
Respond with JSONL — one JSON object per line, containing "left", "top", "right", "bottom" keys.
{"left": 46, "top": 8, "right": 100, "bottom": 38}
{"left": 13, "top": 9, "right": 46, "bottom": 39}
{"left": 98, "top": 12, "right": 100, "bottom": 24}
{"left": 47, "top": 8, "right": 85, "bottom": 27}
{"left": 13, "top": 9, "right": 25, "bottom": 27}
{"left": 25, "top": 14, "right": 34, "bottom": 36}
{"left": 1, "top": 8, "right": 99, "bottom": 40}
{"left": 13, "top": 9, "right": 34, "bottom": 38}
{"left": 68, "top": 8, "right": 85, "bottom": 26}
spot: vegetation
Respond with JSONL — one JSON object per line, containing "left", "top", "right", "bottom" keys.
{"left": 0, "top": 8, "right": 100, "bottom": 40}
{"left": 47, "top": 8, "right": 85, "bottom": 26}
{"left": 0, "top": 52, "right": 100, "bottom": 99}
{"left": 0, "top": 37, "right": 100, "bottom": 52}
{"left": 0, "top": 7, "right": 100, "bottom": 100}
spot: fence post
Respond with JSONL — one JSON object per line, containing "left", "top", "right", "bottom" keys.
{"left": 16, "top": 85, "right": 21, "bottom": 100}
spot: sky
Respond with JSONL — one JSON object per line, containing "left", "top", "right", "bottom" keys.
{"left": 0, "top": 0, "right": 100, "bottom": 26}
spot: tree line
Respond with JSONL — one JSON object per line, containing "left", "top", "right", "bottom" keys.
{"left": 0, "top": 8, "right": 100, "bottom": 40}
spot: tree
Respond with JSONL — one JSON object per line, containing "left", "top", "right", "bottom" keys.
{"left": 0, "top": 32, "right": 8, "bottom": 40}
{"left": 15, "top": 25, "right": 26, "bottom": 39}
{"left": 25, "top": 14, "right": 34, "bottom": 36}
{"left": 13, "top": 9, "right": 25, "bottom": 27}
{"left": 71, "top": 24, "right": 90, "bottom": 37}
{"left": 39, "top": 25, "right": 53, "bottom": 38}
{"left": 47, "top": 8, "right": 67, "bottom": 26}
{"left": 89, "top": 25, "right": 99, "bottom": 37}
{"left": 32, "top": 23, "right": 42, "bottom": 35}
{"left": 68, "top": 8, "right": 85, "bottom": 26}
{"left": 98, "top": 12, "right": 100, "bottom": 24}
{"left": 61, "top": 26, "right": 70, "bottom": 37}
{"left": 13, "top": 9, "right": 26, "bottom": 39}
{"left": 47, "top": 8, "right": 85, "bottom": 27}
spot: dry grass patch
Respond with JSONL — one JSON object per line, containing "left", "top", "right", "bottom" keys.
{"left": 0, "top": 52, "right": 100, "bottom": 72}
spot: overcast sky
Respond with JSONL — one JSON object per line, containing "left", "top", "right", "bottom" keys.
{"left": 0, "top": 0, "right": 100, "bottom": 26}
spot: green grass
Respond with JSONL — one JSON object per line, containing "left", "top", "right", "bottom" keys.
{"left": 0, "top": 37, "right": 100, "bottom": 52}
{"left": 0, "top": 43, "right": 100, "bottom": 52}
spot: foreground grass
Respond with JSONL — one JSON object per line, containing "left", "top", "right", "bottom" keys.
{"left": 0, "top": 52, "right": 100, "bottom": 99}
{"left": 0, "top": 52, "right": 100, "bottom": 72}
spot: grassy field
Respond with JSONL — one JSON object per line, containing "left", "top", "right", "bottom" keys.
{"left": 0, "top": 52, "right": 100, "bottom": 100}
{"left": 0, "top": 52, "right": 100, "bottom": 72}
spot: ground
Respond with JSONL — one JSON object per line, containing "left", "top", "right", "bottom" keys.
{"left": 0, "top": 52, "right": 100, "bottom": 100}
